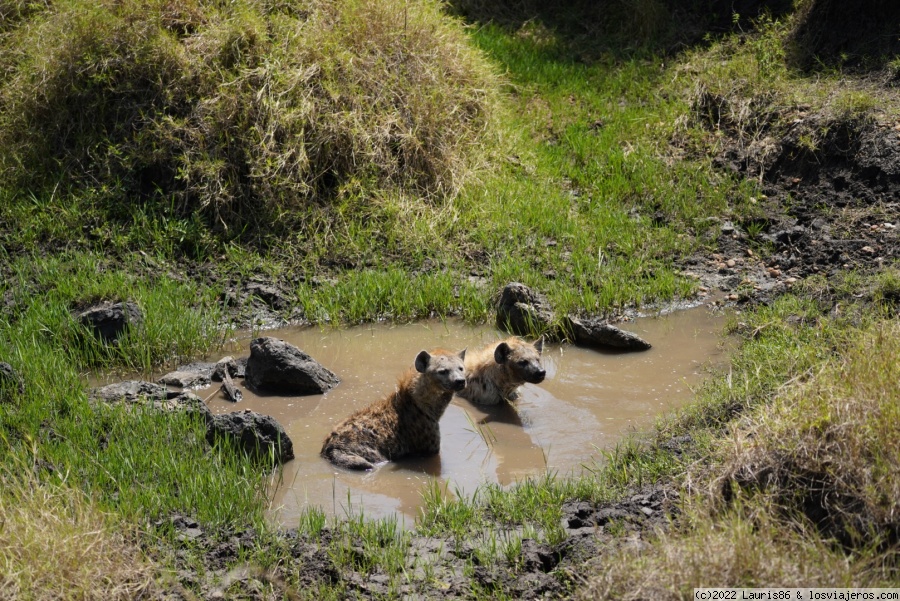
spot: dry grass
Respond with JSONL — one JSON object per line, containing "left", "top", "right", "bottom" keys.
{"left": 0, "top": 469, "right": 158, "bottom": 601}
{"left": 580, "top": 508, "right": 885, "bottom": 600}
{"left": 721, "top": 321, "right": 900, "bottom": 546}
{"left": 0, "top": 0, "right": 498, "bottom": 235}
{"left": 579, "top": 320, "right": 900, "bottom": 598}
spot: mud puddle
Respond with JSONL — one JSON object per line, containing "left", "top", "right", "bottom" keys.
{"left": 189, "top": 306, "right": 730, "bottom": 526}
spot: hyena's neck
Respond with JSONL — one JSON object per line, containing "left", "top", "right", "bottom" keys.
{"left": 405, "top": 374, "right": 452, "bottom": 421}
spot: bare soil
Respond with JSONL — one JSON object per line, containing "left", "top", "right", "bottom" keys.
{"left": 680, "top": 111, "right": 900, "bottom": 310}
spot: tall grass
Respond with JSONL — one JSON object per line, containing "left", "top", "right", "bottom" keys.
{"left": 0, "top": 252, "right": 267, "bottom": 536}
{"left": 0, "top": 0, "right": 497, "bottom": 237}
{"left": 0, "top": 467, "right": 159, "bottom": 600}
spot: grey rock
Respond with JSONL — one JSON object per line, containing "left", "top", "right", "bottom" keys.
{"left": 90, "top": 380, "right": 171, "bottom": 403}
{"left": 76, "top": 301, "right": 143, "bottom": 344}
{"left": 90, "top": 380, "right": 211, "bottom": 420}
{"left": 0, "top": 362, "right": 25, "bottom": 400}
{"left": 212, "top": 356, "right": 244, "bottom": 381}
{"left": 206, "top": 409, "right": 294, "bottom": 463}
{"left": 244, "top": 337, "right": 339, "bottom": 394}
{"left": 565, "top": 317, "right": 652, "bottom": 351}
{"left": 157, "top": 370, "right": 211, "bottom": 389}
{"left": 175, "top": 361, "right": 217, "bottom": 378}
{"left": 148, "top": 391, "right": 212, "bottom": 420}
{"left": 496, "top": 282, "right": 554, "bottom": 336}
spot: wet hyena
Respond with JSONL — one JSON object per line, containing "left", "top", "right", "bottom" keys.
{"left": 457, "top": 337, "right": 545, "bottom": 405}
{"left": 320, "top": 348, "right": 467, "bottom": 470}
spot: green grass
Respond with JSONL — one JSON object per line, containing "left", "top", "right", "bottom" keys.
{"left": 1, "top": 1, "right": 899, "bottom": 598}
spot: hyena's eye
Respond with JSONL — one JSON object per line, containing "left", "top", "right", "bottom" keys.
{"left": 517, "top": 360, "right": 528, "bottom": 367}
{"left": 438, "top": 368, "right": 449, "bottom": 375}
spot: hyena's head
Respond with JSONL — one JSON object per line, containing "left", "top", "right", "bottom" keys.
{"left": 495, "top": 337, "right": 546, "bottom": 384}
{"left": 415, "top": 348, "right": 467, "bottom": 392}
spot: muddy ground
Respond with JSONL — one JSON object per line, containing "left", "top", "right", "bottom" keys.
{"left": 150, "top": 485, "right": 680, "bottom": 600}
{"left": 679, "top": 107, "right": 900, "bottom": 310}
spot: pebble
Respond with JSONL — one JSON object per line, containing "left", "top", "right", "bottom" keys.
{"left": 767, "top": 268, "right": 781, "bottom": 277}
{"left": 726, "top": 259, "right": 736, "bottom": 268}
{"left": 785, "top": 277, "right": 797, "bottom": 284}
{"left": 746, "top": 249, "right": 754, "bottom": 257}
{"left": 861, "top": 246, "right": 875, "bottom": 254}
{"left": 727, "top": 294, "right": 739, "bottom": 301}
{"left": 884, "top": 223, "right": 896, "bottom": 230}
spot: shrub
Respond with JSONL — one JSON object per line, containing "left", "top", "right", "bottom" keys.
{"left": 0, "top": 0, "right": 497, "bottom": 236}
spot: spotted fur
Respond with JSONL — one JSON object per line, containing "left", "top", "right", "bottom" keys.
{"left": 321, "top": 348, "right": 467, "bottom": 470}
{"left": 457, "top": 337, "right": 545, "bottom": 405}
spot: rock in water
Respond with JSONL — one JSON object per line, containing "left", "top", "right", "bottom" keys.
{"left": 496, "top": 282, "right": 554, "bottom": 336}
{"left": 565, "top": 317, "right": 652, "bottom": 351}
{"left": 244, "top": 337, "right": 340, "bottom": 394}
{"left": 206, "top": 409, "right": 294, "bottom": 463}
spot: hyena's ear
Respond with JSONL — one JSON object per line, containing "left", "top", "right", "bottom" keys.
{"left": 494, "top": 342, "right": 511, "bottom": 364}
{"left": 457, "top": 348, "right": 467, "bottom": 361}
{"left": 415, "top": 350, "right": 431, "bottom": 374}
{"left": 534, "top": 337, "right": 544, "bottom": 355}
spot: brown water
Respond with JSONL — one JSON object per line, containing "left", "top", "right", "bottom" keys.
{"left": 196, "top": 306, "right": 730, "bottom": 526}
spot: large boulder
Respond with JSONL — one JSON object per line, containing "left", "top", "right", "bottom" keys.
{"left": 564, "top": 317, "right": 652, "bottom": 351}
{"left": 244, "top": 337, "right": 339, "bottom": 394}
{"left": 206, "top": 409, "right": 294, "bottom": 464}
{"left": 76, "top": 301, "right": 143, "bottom": 344}
{"left": 495, "top": 282, "right": 555, "bottom": 336}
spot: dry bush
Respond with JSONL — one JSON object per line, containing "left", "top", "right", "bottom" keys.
{"left": 0, "top": 470, "right": 157, "bottom": 600}
{"left": 720, "top": 321, "right": 900, "bottom": 546}
{"left": 578, "top": 321, "right": 900, "bottom": 599}
{"left": 579, "top": 509, "right": 882, "bottom": 600}
{"left": 0, "top": 0, "right": 497, "bottom": 234}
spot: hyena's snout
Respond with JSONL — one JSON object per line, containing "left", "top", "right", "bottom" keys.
{"left": 519, "top": 360, "right": 546, "bottom": 384}
{"left": 527, "top": 365, "right": 546, "bottom": 384}
{"left": 448, "top": 372, "right": 467, "bottom": 391}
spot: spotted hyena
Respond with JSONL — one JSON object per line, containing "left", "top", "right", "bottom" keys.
{"left": 321, "top": 348, "right": 467, "bottom": 470}
{"left": 457, "top": 337, "right": 545, "bottom": 405}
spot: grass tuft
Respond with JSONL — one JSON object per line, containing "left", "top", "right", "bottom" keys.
{"left": 0, "top": 467, "right": 158, "bottom": 600}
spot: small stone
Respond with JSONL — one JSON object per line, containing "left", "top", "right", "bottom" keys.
{"left": 767, "top": 268, "right": 781, "bottom": 277}
{"left": 726, "top": 259, "right": 736, "bottom": 268}
{"left": 861, "top": 246, "right": 875, "bottom": 254}
{"left": 746, "top": 249, "right": 754, "bottom": 257}
{"left": 157, "top": 371, "right": 211, "bottom": 389}
{"left": 884, "top": 223, "right": 896, "bottom": 230}
{"left": 785, "top": 277, "right": 797, "bottom": 284}
{"left": 727, "top": 294, "right": 739, "bottom": 301}
{"left": 698, "top": 286, "right": 709, "bottom": 293}
{"left": 640, "top": 506, "right": 654, "bottom": 517}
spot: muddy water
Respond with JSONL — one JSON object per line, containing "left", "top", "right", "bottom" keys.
{"left": 199, "top": 307, "right": 730, "bottom": 526}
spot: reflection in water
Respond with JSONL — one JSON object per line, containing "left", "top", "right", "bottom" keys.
{"left": 194, "top": 308, "right": 727, "bottom": 525}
